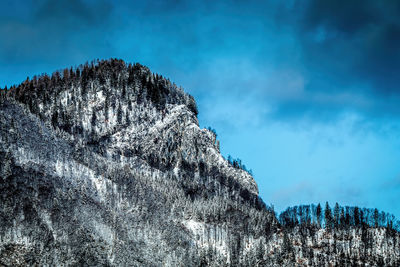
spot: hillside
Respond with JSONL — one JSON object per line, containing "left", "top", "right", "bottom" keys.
{"left": 0, "top": 59, "right": 399, "bottom": 266}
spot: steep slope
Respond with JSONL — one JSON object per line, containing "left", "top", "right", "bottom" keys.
{"left": 0, "top": 59, "right": 399, "bottom": 266}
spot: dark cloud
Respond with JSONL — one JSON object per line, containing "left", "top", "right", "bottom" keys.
{"left": 301, "top": 0, "right": 379, "bottom": 34}
{"left": 35, "top": 0, "right": 100, "bottom": 24}
{"left": 0, "top": 0, "right": 113, "bottom": 64}
{"left": 296, "top": 0, "right": 400, "bottom": 95}
{"left": 265, "top": 0, "right": 400, "bottom": 122}
{"left": 35, "top": 0, "right": 113, "bottom": 28}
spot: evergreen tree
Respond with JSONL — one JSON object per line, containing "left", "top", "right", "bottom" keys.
{"left": 91, "top": 112, "right": 96, "bottom": 127}
{"left": 354, "top": 207, "right": 360, "bottom": 226}
{"left": 334, "top": 202, "right": 340, "bottom": 228}
{"left": 117, "top": 102, "right": 123, "bottom": 124}
{"left": 340, "top": 208, "right": 346, "bottom": 228}
{"left": 374, "top": 208, "right": 379, "bottom": 227}
{"left": 316, "top": 203, "right": 322, "bottom": 227}
{"left": 325, "top": 202, "right": 333, "bottom": 229}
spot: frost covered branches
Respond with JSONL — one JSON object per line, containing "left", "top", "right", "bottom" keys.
{"left": 226, "top": 155, "right": 253, "bottom": 175}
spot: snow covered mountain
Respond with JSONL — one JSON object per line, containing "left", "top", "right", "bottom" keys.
{"left": 0, "top": 59, "right": 399, "bottom": 266}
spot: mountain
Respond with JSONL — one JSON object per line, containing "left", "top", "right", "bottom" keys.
{"left": 0, "top": 59, "right": 399, "bottom": 266}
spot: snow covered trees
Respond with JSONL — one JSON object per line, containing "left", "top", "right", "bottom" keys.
{"left": 1, "top": 59, "right": 399, "bottom": 266}
{"left": 280, "top": 202, "right": 399, "bottom": 232}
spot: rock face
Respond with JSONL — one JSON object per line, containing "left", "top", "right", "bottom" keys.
{"left": 0, "top": 59, "right": 399, "bottom": 266}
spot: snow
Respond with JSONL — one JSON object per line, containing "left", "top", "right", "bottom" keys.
{"left": 183, "top": 220, "right": 202, "bottom": 238}
{"left": 183, "top": 220, "right": 229, "bottom": 257}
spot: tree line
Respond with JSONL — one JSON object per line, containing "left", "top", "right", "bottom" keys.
{"left": 279, "top": 202, "right": 399, "bottom": 232}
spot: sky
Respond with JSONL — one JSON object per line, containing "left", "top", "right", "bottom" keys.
{"left": 1, "top": 0, "right": 400, "bottom": 217}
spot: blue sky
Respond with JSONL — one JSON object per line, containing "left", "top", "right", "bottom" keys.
{"left": 1, "top": 0, "right": 400, "bottom": 216}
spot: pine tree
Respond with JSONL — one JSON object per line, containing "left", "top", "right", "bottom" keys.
{"left": 374, "top": 208, "right": 379, "bottom": 227}
{"left": 91, "top": 112, "right": 96, "bottom": 127}
{"left": 316, "top": 203, "right": 322, "bottom": 227}
{"left": 117, "top": 102, "right": 123, "bottom": 124}
{"left": 325, "top": 202, "right": 333, "bottom": 229}
{"left": 354, "top": 207, "right": 360, "bottom": 226}
{"left": 340, "top": 208, "right": 345, "bottom": 228}
{"left": 334, "top": 202, "right": 340, "bottom": 228}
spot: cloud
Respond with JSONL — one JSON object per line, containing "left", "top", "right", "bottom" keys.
{"left": 0, "top": 0, "right": 113, "bottom": 64}
{"left": 34, "top": 0, "right": 107, "bottom": 25}
{"left": 334, "top": 185, "right": 365, "bottom": 206}
{"left": 380, "top": 174, "right": 400, "bottom": 189}
{"left": 301, "top": 0, "right": 400, "bottom": 94}
{"left": 252, "top": 0, "right": 400, "bottom": 125}
{"left": 271, "top": 181, "right": 315, "bottom": 207}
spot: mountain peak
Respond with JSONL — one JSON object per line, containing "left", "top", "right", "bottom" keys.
{"left": 4, "top": 58, "right": 197, "bottom": 117}
{"left": 1, "top": 59, "right": 257, "bottom": 195}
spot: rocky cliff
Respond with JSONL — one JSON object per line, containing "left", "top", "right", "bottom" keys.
{"left": 0, "top": 59, "right": 399, "bottom": 266}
